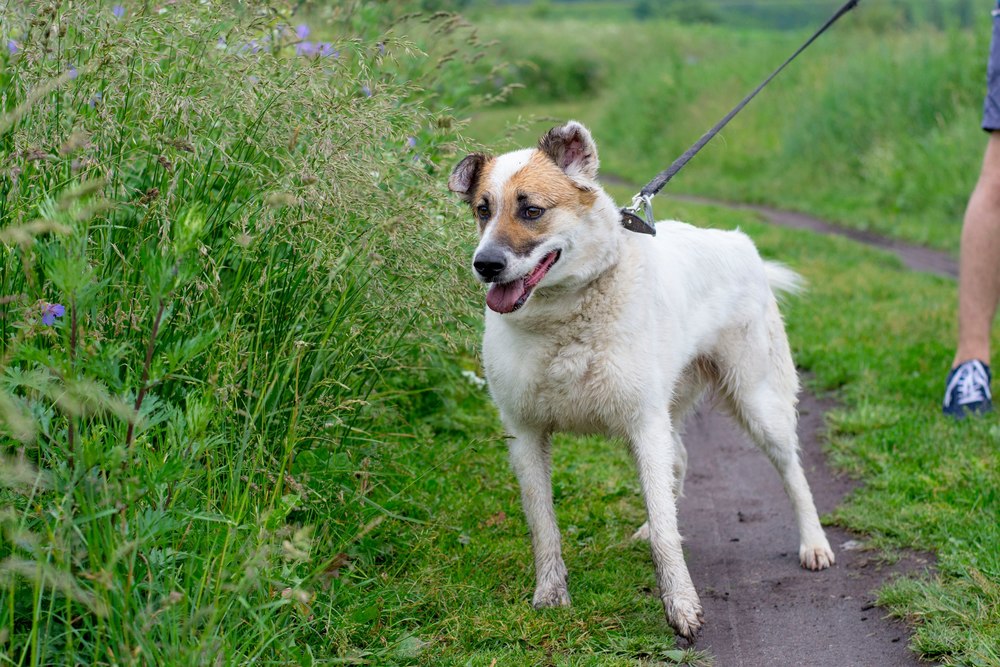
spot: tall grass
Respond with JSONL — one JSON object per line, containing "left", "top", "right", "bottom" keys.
{"left": 594, "top": 19, "right": 988, "bottom": 251}
{"left": 0, "top": 1, "right": 487, "bottom": 662}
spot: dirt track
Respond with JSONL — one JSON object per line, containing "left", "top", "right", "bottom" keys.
{"left": 668, "top": 194, "right": 947, "bottom": 665}
{"left": 678, "top": 394, "right": 933, "bottom": 666}
{"left": 672, "top": 194, "right": 958, "bottom": 279}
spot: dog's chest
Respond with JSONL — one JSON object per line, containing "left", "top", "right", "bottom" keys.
{"left": 486, "top": 309, "right": 645, "bottom": 435}
{"left": 533, "top": 337, "right": 615, "bottom": 429}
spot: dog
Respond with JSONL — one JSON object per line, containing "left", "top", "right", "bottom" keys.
{"left": 448, "top": 121, "right": 834, "bottom": 640}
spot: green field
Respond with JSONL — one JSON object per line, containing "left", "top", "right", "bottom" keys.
{"left": 466, "top": 0, "right": 981, "bottom": 31}
{"left": 467, "top": 8, "right": 991, "bottom": 253}
{"left": 1, "top": 1, "right": 998, "bottom": 665}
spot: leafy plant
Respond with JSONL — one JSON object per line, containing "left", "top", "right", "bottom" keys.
{"left": 0, "top": 0, "right": 487, "bottom": 662}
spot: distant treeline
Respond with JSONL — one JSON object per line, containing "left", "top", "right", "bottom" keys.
{"left": 421, "top": 0, "right": 983, "bottom": 31}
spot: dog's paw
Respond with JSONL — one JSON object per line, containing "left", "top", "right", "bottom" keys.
{"left": 631, "top": 522, "right": 650, "bottom": 541}
{"left": 663, "top": 595, "right": 704, "bottom": 642}
{"left": 799, "top": 541, "right": 836, "bottom": 570}
{"left": 532, "top": 584, "right": 571, "bottom": 609}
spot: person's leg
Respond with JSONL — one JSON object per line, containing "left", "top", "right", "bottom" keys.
{"left": 943, "top": 133, "right": 1000, "bottom": 417}
{"left": 954, "top": 132, "right": 1000, "bottom": 368}
{"left": 943, "top": 5, "right": 1000, "bottom": 417}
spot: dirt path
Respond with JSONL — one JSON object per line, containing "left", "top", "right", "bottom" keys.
{"left": 658, "top": 193, "right": 950, "bottom": 665}
{"left": 670, "top": 194, "right": 958, "bottom": 279}
{"left": 679, "top": 394, "right": 932, "bottom": 666}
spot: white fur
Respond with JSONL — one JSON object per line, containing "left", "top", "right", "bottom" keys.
{"left": 486, "top": 148, "right": 535, "bottom": 194}
{"left": 464, "top": 122, "right": 834, "bottom": 642}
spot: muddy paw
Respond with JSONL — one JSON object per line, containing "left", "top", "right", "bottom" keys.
{"left": 533, "top": 584, "right": 571, "bottom": 609}
{"left": 800, "top": 542, "right": 836, "bottom": 570}
{"left": 664, "top": 596, "right": 704, "bottom": 642}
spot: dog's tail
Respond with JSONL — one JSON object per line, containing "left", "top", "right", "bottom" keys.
{"left": 764, "top": 261, "right": 805, "bottom": 301}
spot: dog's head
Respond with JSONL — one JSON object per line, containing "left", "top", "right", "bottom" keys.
{"left": 448, "top": 121, "right": 617, "bottom": 314}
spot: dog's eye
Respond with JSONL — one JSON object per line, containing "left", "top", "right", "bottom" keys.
{"left": 523, "top": 206, "right": 545, "bottom": 220}
{"left": 476, "top": 204, "right": 490, "bottom": 221}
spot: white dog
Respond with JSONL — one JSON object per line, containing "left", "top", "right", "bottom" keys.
{"left": 448, "top": 121, "right": 834, "bottom": 641}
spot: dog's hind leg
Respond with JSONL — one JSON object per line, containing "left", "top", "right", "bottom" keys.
{"left": 719, "top": 307, "right": 835, "bottom": 571}
{"left": 727, "top": 386, "right": 834, "bottom": 570}
{"left": 628, "top": 414, "right": 704, "bottom": 641}
{"left": 508, "top": 427, "right": 571, "bottom": 608}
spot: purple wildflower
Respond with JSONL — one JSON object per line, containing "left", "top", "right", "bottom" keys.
{"left": 217, "top": 36, "right": 226, "bottom": 50}
{"left": 361, "top": 84, "right": 371, "bottom": 97}
{"left": 41, "top": 303, "right": 65, "bottom": 326}
{"left": 377, "top": 42, "right": 385, "bottom": 55}
{"left": 88, "top": 91, "right": 103, "bottom": 108}
{"left": 112, "top": 4, "right": 125, "bottom": 19}
{"left": 406, "top": 136, "right": 417, "bottom": 149}
{"left": 67, "top": 65, "right": 78, "bottom": 80}
{"left": 7, "top": 39, "right": 18, "bottom": 55}
{"left": 295, "top": 41, "right": 316, "bottom": 57}
{"left": 295, "top": 24, "right": 310, "bottom": 40}
{"left": 315, "top": 42, "right": 337, "bottom": 58}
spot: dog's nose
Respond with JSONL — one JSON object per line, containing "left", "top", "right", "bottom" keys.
{"left": 474, "top": 250, "right": 506, "bottom": 280}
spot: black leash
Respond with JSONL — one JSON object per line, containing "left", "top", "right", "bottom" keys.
{"left": 620, "top": 0, "right": 861, "bottom": 236}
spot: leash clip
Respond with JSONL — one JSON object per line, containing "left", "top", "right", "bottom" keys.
{"left": 619, "top": 193, "right": 657, "bottom": 236}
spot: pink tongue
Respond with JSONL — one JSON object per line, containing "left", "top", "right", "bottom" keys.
{"left": 486, "top": 278, "right": 527, "bottom": 314}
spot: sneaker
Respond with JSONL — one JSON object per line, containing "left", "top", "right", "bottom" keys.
{"left": 942, "top": 359, "right": 993, "bottom": 418}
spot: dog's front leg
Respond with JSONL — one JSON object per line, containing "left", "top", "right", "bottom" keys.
{"left": 629, "top": 416, "right": 704, "bottom": 641}
{"left": 508, "top": 429, "right": 570, "bottom": 609}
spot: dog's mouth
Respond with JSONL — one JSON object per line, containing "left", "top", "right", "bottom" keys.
{"left": 486, "top": 250, "right": 561, "bottom": 314}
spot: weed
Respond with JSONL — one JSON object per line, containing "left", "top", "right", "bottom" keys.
{"left": 0, "top": 0, "right": 485, "bottom": 662}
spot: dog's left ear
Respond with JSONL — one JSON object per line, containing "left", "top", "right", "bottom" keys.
{"left": 538, "top": 120, "right": 599, "bottom": 182}
{"left": 448, "top": 152, "right": 489, "bottom": 203}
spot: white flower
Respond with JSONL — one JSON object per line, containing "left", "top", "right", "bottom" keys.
{"left": 461, "top": 370, "right": 487, "bottom": 389}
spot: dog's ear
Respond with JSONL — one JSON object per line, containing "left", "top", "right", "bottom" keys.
{"left": 448, "top": 153, "right": 489, "bottom": 203}
{"left": 538, "top": 120, "right": 599, "bottom": 182}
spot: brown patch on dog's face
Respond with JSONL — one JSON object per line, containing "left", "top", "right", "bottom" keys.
{"left": 473, "top": 150, "right": 596, "bottom": 255}
{"left": 509, "top": 151, "right": 597, "bottom": 210}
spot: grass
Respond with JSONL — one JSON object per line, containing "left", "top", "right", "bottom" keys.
{"left": 315, "top": 190, "right": 1000, "bottom": 665}
{"left": 0, "top": 1, "right": 486, "bottom": 663}
{"left": 465, "top": 12, "right": 990, "bottom": 253}
{"left": 468, "top": 0, "right": 982, "bottom": 31}
{"left": 327, "top": 413, "right": 711, "bottom": 665}
{"left": 1, "top": 1, "right": 998, "bottom": 665}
